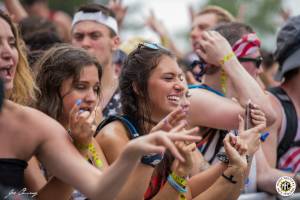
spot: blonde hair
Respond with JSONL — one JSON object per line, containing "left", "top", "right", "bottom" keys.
{"left": 0, "top": 10, "right": 38, "bottom": 105}
{"left": 196, "top": 5, "right": 235, "bottom": 24}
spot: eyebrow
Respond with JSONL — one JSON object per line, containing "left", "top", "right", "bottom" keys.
{"left": 74, "top": 80, "right": 100, "bottom": 85}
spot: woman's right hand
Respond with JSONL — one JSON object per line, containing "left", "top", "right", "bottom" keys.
{"left": 68, "top": 99, "right": 97, "bottom": 148}
{"left": 151, "top": 106, "right": 188, "bottom": 133}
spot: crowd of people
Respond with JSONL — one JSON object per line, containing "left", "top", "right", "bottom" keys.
{"left": 0, "top": 0, "right": 299, "bottom": 199}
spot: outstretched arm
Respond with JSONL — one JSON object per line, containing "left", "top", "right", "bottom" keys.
{"left": 35, "top": 110, "right": 200, "bottom": 200}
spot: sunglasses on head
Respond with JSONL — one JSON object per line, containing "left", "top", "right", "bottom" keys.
{"left": 238, "top": 56, "right": 263, "bottom": 69}
{"left": 138, "top": 42, "right": 166, "bottom": 50}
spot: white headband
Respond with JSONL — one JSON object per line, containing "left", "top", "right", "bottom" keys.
{"left": 72, "top": 11, "right": 118, "bottom": 34}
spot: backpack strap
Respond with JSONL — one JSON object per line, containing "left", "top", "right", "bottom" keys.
{"left": 95, "top": 115, "right": 163, "bottom": 168}
{"left": 268, "top": 87, "right": 298, "bottom": 162}
{"left": 95, "top": 115, "right": 139, "bottom": 139}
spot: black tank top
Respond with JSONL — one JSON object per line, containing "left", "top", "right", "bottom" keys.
{"left": 0, "top": 159, "right": 28, "bottom": 190}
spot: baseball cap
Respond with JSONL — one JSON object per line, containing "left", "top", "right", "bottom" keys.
{"left": 274, "top": 15, "right": 300, "bottom": 81}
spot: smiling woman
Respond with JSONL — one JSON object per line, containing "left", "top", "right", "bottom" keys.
{"left": 0, "top": 10, "right": 201, "bottom": 198}
{"left": 0, "top": 10, "right": 37, "bottom": 106}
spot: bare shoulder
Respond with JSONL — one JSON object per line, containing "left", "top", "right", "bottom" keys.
{"left": 96, "top": 120, "right": 130, "bottom": 145}
{"left": 95, "top": 120, "right": 131, "bottom": 164}
{"left": 19, "top": 104, "right": 67, "bottom": 139}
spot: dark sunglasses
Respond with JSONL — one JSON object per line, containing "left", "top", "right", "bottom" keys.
{"left": 238, "top": 57, "right": 263, "bottom": 69}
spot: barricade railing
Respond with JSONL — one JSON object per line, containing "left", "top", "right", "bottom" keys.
{"left": 238, "top": 192, "right": 300, "bottom": 200}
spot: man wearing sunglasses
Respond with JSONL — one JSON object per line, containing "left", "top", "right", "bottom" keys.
{"left": 187, "top": 21, "right": 297, "bottom": 196}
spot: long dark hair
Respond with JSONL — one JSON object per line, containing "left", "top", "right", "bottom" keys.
{"left": 120, "top": 43, "right": 175, "bottom": 198}
{"left": 35, "top": 44, "right": 102, "bottom": 121}
{"left": 120, "top": 44, "right": 175, "bottom": 135}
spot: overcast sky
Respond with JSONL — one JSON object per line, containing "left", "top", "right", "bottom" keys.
{"left": 120, "top": 0, "right": 300, "bottom": 52}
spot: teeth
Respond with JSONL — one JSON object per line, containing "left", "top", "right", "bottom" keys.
{"left": 167, "top": 96, "right": 180, "bottom": 101}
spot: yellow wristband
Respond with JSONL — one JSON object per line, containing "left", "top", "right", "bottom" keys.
{"left": 88, "top": 143, "right": 103, "bottom": 169}
{"left": 171, "top": 172, "right": 187, "bottom": 187}
{"left": 219, "top": 52, "right": 235, "bottom": 66}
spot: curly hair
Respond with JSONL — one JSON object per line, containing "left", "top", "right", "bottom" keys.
{"left": 35, "top": 44, "right": 102, "bottom": 121}
{"left": 0, "top": 9, "right": 38, "bottom": 106}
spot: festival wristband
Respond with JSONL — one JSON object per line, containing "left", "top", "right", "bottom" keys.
{"left": 171, "top": 172, "right": 187, "bottom": 187}
{"left": 167, "top": 174, "right": 187, "bottom": 193}
{"left": 141, "top": 153, "right": 163, "bottom": 167}
{"left": 219, "top": 52, "right": 235, "bottom": 66}
{"left": 88, "top": 143, "right": 103, "bottom": 169}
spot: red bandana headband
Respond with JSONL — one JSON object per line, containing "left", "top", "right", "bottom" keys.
{"left": 232, "top": 33, "right": 261, "bottom": 58}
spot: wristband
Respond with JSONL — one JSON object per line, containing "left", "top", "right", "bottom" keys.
{"left": 222, "top": 173, "right": 237, "bottom": 184}
{"left": 216, "top": 152, "right": 229, "bottom": 164}
{"left": 171, "top": 172, "right": 187, "bottom": 187}
{"left": 167, "top": 174, "right": 187, "bottom": 193}
{"left": 88, "top": 143, "right": 103, "bottom": 169}
{"left": 141, "top": 153, "right": 163, "bottom": 167}
{"left": 219, "top": 52, "right": 235, "bottom": 66}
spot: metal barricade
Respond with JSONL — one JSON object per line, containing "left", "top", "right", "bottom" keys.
{"left": 238, "top": 193, "right": 300, "bottom": 200}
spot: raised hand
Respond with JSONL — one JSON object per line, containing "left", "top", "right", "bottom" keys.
{"left": 223, "top": 133, "right": 248, "bottom": 170}
{"left": 126, "top": 129, "right": 201, "bottom": 163}
{"left": 68, "top": 99, "right": 97, "bottom": 146}
{"left": 145, "top": 10, "right": 168, "bottom": 37}
{"left": 172, "top": 142, "right": 197, "bottom": 177}
{"left": 195, "top": 30, "right": 234, "bottom": 67}
{"left": 108, "top": 0, "right": 128, "bottom": 27}
{"left": 151, "top": 106, "right": 188, "bottom": 132}
{"left": 249, "top": 103, "right": 267, "bottom": 128}
{"left": 238, "top": 103, "right": 266, "bottom": 156}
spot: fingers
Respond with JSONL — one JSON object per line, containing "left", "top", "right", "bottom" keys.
{"left": 176, "top": 126, "right": 199, "bottom": 136}
{"left": 69, "top": 99, "right": 82, "bottom": 124}
{"left": 155, "top": 134, "right": 185, "bottom": 162}
{"left": 170, "top": 121, "right": 187, "bottom": 132}
{"left": 167, "top": 107, "right": 187, "bottom": 126}
{"left": 167, "top": 131, "right": 201, "bottom": 143}
{"left": 151, "top": 107, "right": 186, "bottom": 132}
{"left": 238, "top": 114, "right": 245, "bottom": 133}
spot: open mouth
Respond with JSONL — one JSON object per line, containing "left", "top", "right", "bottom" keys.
{"left": 79, "top": 107, "right": 93, "bottom": 113}
{"left": 0, "top": 66, "right": 13, "bottom": 81}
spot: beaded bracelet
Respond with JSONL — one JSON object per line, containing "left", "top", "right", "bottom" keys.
{"left": 88, "top": 143, "right": 103, "bottom": 169}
